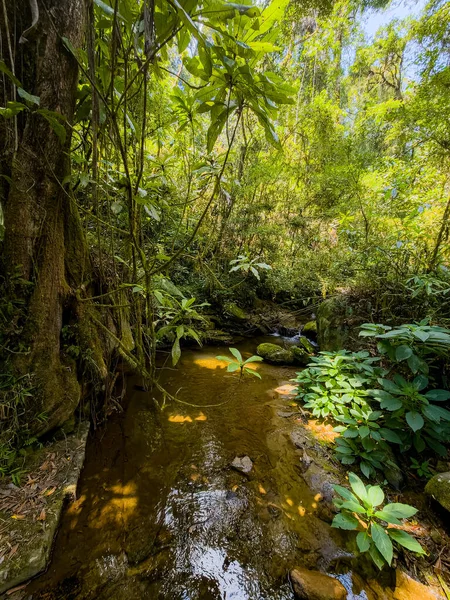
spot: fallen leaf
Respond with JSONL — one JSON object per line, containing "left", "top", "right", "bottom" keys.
{"left": 8, "top": 545, "right": 19, "bottom": 559}
{"left": 11, "top": 514, "right": 25, "bottom": 520}
{"left": 195, "top": 413, "right": 207, "bottom": 421}
{"left": 44, "top": 487, "right": 56, "bottom": 496}
{"left": 258, "top": 484, "right": 267, "bottom": 495}
{"left": 37, "top": 509, "right": 46, "bottom": 521}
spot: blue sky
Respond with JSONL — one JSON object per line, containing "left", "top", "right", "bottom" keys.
{"left": 362, "top": 0, "right": 428, "bottom": 39}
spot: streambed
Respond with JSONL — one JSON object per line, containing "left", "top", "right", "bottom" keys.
{"left": 24, "top": 338, "right": 437, "bottom": 599}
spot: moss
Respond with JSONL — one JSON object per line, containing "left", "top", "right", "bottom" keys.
{"left": 317, "top": 297, "right": 349, "bottom": 351}
{"left": 425, "top": 472, "right": 450, "bottom": 512}
{"left": 257, "top": 343, "right": 294, "bottom": 365}
{"left": 298, "top": 336, "right": 315, "bottom": 354}
{"left": 302, "top": 321, "right": 317, "bottom": 335}
{"left": 291, "top": 346, "right": 311, "bottom": 366}
{"left": 224, "top": 302, "right": 247, "bottom": 321}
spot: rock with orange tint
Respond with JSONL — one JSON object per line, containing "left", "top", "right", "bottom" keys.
{"left": 352, "top": 569, "right": 443, "bottom": 600}
{"left": 290, "top": 567, "right": 347, "bottom": 600}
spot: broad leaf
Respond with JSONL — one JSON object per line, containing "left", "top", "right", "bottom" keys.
{"left": 331, "top": 512, "right": 359, "bottom": 530}
{"left": 371, "top": 522, "right": 393, "bottom": 565}
{"left": 406, "top": 411, "right": 424, "bottom": 432}
{"left": 388, "top": 529, "right": 425, "bottom": 555}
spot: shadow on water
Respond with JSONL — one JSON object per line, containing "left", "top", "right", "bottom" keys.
{"left": 27, "top": 337, "right": 350, "bottom": 600}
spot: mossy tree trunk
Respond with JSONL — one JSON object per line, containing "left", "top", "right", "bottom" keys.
{"left": 0, "top": 0, "right": 106, "bottom": 433}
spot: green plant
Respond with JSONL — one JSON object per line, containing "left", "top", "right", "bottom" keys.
{"left": 216, "top": 348, "right": 263, "bottom": 380}
{"left": 293, "top": 351, "right": 384, "bottom": 419}
{"left": 229, "top": 255, "right": 272, "bottom": 281}
{"left": 370, "top": 374, "right": 450, "bottom": 455}
{"left": 359, "top": 322, "right": 450, "bottom": 375}
{"left": 410, "top": 458, "right": 433, "bottom": 479}
{"left": 332, "top": 472, "right": 425, "bottom": 569}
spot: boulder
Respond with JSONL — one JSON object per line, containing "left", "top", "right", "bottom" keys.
{"left": 290, "top": 567, "right": 347, "bottom": 600}
{"left": 425, "top": 471, "right": 450, "bottom": 511}
{"left": 257, "top": 343, "right": 294, "bottom": 365}
{"left": 302, "top": 321, "right": 317, "bottom": 337}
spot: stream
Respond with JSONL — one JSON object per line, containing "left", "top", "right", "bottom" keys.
{"left": 27, "top": 337, "right": 372, "bottom": 599}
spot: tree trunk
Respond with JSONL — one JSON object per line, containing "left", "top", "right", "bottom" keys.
{"left": 0, "top": 0, "right": 105, "bottom": 434}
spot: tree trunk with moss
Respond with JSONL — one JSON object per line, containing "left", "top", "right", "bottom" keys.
{"left": 0, "top": 0, "right": 107, "bottom": 435}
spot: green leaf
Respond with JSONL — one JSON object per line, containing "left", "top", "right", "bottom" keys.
{"left": 407, "top": 353, "right": 422, "bottom": 374}
{"left": 357, "top": 531, "right": 371, "bottom": 552}
{"left": 207, "top": 107, "right": 230, "bottom": 153}
{"left": 172, "top": 337, "right": 181, "bottom": 366}
{"left": 243, "top": 355, "right": 264, "bottom": 364}
{"left": 379, "top": 503, "right": 418, "bottom": 519}
{"left": 36, "top": 109, "right": 67, "bottom": 144}
{"left": 406, "top": 411, "right": 424, "bottom": 432}
{"left": 425, "top": 389, "right": 450, "bottom": 402}
{"left": 171, "top": 0, "right": 206, "bottom": 47}
{"left": 94, "top": 0, "right": 125, "bottom": 19}
{"left": 216, "top": 355, "right": 234, "bottom": 363}
{"left": 388, "top": 529, "right": 425, "bottom": 555}
{"left": 245, "top": 367, "right": 261, "bottom": 379}
{"left": 332, "top": 484, "right": 358, "bottom": 503}
{"left": 17, "top": 88, "right": 40, "bottom": 106}
{"left": 379, "top": 428, "right": 402, "bottom": 444}
{"left": 340, "top": 500, "right": 366, "bottom": 514}
{"left": 374, "top": 510, "right": 401, "bottom": 525}
{"left": 227, "top": 362, "right": 240, "bottom": 372}
{"left": 0, "top": 59, "right": 22, "bottom": 86}
{"left": 348, "top": 472, "right": 369, "bottom": 505}
{"left": 423, "top": 404, "right": 450, "bottom": 422}
{"left": 367, "top": 485, "right": 384, "bottom": 508}
{"left": 331, "top": 512, "right": 359, "bottom": 530}
{"left": 369, "top": 543, "right": 386, "bottom": 570}
{"left": 371, "top": 522, "right": 393, "bottom": 565}
{"left": 396, "top": 345, "right": 413, "bottom": 361}
{"left": 229, "top": 348, "right": 243, "bottom": 363}
{"left": 176, "top": 325, "right": 184, "bottom": 339}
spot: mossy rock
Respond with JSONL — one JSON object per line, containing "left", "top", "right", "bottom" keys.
{"left": 257, "top": 343, "right": 294, "bottom": 365}
{"left": 317, "top": 297, "right": 349, "bottom": 351}
{"left": 224, "top": 302, "right": 247, "bottom": 321}
{"left": 298, "top": 336, "right": 315, "bottom": 354}
{"left": 425, "top": 472, "right": 450, "bottom": 512}
{"left": 302, "top": 321, "right": 317, "bottom": 336}
{"left": 291, "top": 346, "right": 311, "bottom": 366}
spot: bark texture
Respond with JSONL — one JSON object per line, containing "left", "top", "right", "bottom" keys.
{"left": 1, "top": 0, "right": 105, "bottom": 433}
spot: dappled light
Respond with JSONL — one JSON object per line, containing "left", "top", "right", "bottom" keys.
{"left": 2, "top": 0, "right": 450, "bottom": 595}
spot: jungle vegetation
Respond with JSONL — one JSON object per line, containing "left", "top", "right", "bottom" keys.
{"left": 0, "top": 0, "right": 449, "bottom": 475}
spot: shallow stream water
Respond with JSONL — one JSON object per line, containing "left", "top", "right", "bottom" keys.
{"left": 27, "top": 337, "right": 368, "bottom": 599}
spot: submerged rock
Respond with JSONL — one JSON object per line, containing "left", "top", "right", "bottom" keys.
{"left": 231, "top": 455, "right": 253, "bottom": 474}
{"left": 290, "top": 567, "right": 347, "bottom": 600}
{"left": 425, "top": 471, "right": 450, "bottom": 511}
{"left": 257, "top": 343, "right": 294, "bottom": 365}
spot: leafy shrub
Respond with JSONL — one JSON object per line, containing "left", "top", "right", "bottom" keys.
{"left": 293, "top": 322, "right": 450, "bottom": 477}
{"left": 359, "top": 321, "right": 450, "bottom": 375}
{"left": 294, "top": 351, "right": 384, "bottom": 419}
{"left": 332, "top": 472, "right": 425, "bottom": 569}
